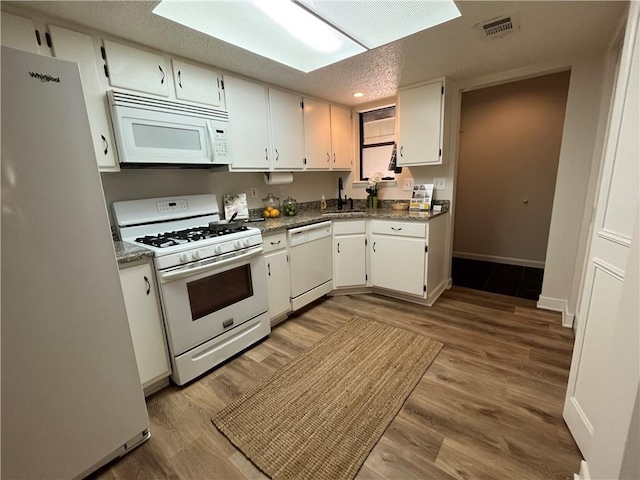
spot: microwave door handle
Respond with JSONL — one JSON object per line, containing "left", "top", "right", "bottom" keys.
{"left": 159, "top": 246, "right": 264, "bottom": 283}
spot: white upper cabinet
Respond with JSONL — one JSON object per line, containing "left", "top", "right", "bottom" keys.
{"left": 303, "top": 98, "right": 332, "bottom": 169}
{"left": 330, "top": 105, "right": 354, "bottom": 170}
{"left": 225, "top": 75, "right": 272, "bottom": 170}
{"left": 48, "top": 25, "right": 119, "bottom": 172}
{"left": 171, "top": 59, "right": 224, "bottom": 108}
{"left": 269, "top": 88, "right": 305, "bottom": 170}
{"left": 1, "top": 12, "right": 40, "bottom": 54}
{"left": 102, "top": 40, "right": 170, "bottom": 97}
{"left": 397, "top": 80, "right": 445, "bottom": 166}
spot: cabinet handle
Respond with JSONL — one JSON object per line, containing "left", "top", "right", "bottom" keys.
{"left": 177, "top": 70, "right": 183, "bottom": 88}
{"left": 101, "top": 135, "right": 109, "bottom": 155}
{"left": 333, "top": 153, "right": 336, "bottom": 163}
{"left": 158, "top": 65, "right": 165, "bottom": 85}
{"left": 267, "top": 263, "right": 271, "bottom": 276}
{"left": 265, "top": 148, "right": 269, "bottom": 162}
{"left": 373, "top": 242, "right": 376, "bottom": 253}
{"left": 391, "top": 227, "right": 402, "bottom": 231}
{"left": 270, "top": 240, "right": 281, "bottom": 246}
{"left": 275, "top": 148, "right": 280, "bottom": 161}
{"left": 143, "top": 276, "right": 151, "bottom": 295}
{"left": 400, "top": 146, "right": 404, "bottom": 157}
{"left": 327, "top": 152, "right": 330, "bottom": 163}
{"left": 35, "top": 30, "right": 42, "bottom": 46}
{"left": 337, "top": 242, "right": 340, "bottom": 253}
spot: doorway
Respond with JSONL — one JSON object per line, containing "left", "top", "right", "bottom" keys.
{"left": 452, "top": 71, "right": 572, "bottom": 299}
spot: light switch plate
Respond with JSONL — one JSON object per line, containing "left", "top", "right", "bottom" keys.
{"left": 403, "top": 179, "right": 414, "bottom": 191}
{"left": 250, "top": 187, "right": 258, "bottom": 199}
{"left": 433, "top": 177, "right": 446, "bottom": 191}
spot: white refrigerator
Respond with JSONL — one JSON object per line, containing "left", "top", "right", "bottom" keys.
{"left": 1, "top": 47, "right": 150, "bottom": 478}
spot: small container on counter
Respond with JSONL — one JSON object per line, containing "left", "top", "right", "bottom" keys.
{"left": 262, "top": 193, "right": 280, "bottom": 218}
{"left": 282, "top": 196, "right": 298, "bottom": 216}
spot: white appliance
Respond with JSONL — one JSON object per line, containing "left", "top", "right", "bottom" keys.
{"left": 288, "top": 221, "right": 333, "bottom": 310}
{"left": 107, "top": 90, "right": 232, "bottom": 167}
{"left": 114, "top": 195, "right": 270, "bottom": 385}
{"left": 1, "top": 47, "right": 150, "bottom": 479}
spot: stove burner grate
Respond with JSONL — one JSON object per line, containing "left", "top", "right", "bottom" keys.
{"left": 135, "top": 225, "right": 248, "bottom": 248}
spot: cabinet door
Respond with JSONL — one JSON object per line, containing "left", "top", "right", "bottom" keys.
{"left": 331, "top": 105, "right": 354, "bottom": 170}
{"left": 1, "top": 12, "right": 40, "bottom": 54}
{"left": 269, "top": 88, "right": 305, "bottom": 170}
{"left": 304, "top": 98, "right": 331, "bottom": 169}
{"left": 49, "top": 26, "right": 119, "bottom": 172}
{"left": 103, "top": 40, "right": 169, "bottom": 97}
{"left": 265, "top": 250, "right": 291, "bottom": 320}
{"left": 225, "top": 75, "right": 272, "bottom": 170}
{"left": 397, "top": 81, "right": 443, "bottom": 166}
{"left": 334, "top": 234, "right": 366, "bottom": 288}
{"left": 370, "top": 234, "right": 426, "bottom": 296}
{"left": 119, "top": 262, "right": 171, "bottom": 388}
{"left": 172, "top": 59, "right": 224, "bottom": 108}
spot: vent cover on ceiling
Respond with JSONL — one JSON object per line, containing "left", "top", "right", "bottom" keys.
{"left": 477, "top": 14, "right": 519, "bottom": 39}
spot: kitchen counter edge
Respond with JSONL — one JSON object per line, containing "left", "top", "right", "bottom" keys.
{"left": 114, "top": 240, "right": 154, "bottom": 266}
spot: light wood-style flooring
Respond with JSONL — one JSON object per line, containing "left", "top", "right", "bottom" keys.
{"left": 93, "top": 287, "right": 582, "bottom": 480}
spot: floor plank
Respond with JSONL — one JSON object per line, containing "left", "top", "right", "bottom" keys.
{"left": 91, "top": 287, "right": 581, "bottom": 480}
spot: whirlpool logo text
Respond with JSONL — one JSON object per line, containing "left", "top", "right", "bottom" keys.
{"left": 29, "top": 72, "right": 61, "bottom": 83}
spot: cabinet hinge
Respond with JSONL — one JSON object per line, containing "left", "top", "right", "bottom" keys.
{"left": 424, "top": 285, "right": 427, "bottom": 292}
{"left": 100, "top": 46, "right": 106, "bottom": 60}
{"left": 45, "top": 32, "right": 52, "bottom": 49}
{"left": 221, "top": 79, "right": 225, "bottom": 90}
{"left": 300, "top": 101, "right": 304, "bottom": 109}
{"left": 439, "top": 148, "right": 442, "bottom": 157}
{"left": 103, "top": 65, "right": 110, "bottom": 78}
{"left": 365, "top": 274, "right": 368, "bottom": 281}
{"left": 286, "top": 253, "right": 289, "bottom": 262}
{"left": 441, "top": 86, "right": 444, "bottom": 95}
{"left": 365, "top": 238, "right": 368, "bottom": 246}
{"left": 34, "top": 29, "right": 42, "bottom": 46}
{"left": 425, "top": 245, "right": 428, "bottom": 253}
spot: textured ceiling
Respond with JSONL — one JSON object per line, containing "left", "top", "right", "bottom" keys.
{"left": 5, "top": 1, "right": 627, "bottom": 106}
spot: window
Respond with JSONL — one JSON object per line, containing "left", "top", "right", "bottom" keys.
{"left": 359, "top": 106, "right": 397, "bottom": 181}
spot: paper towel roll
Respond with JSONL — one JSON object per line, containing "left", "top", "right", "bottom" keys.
{"left": 264, "top": 172, "right": 293, "bottom": 185}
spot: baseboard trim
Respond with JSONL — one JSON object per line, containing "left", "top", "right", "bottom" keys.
{"left": 445, "top": 277, "right": 453, "bottom": 289}
{"left": 453, "top": 251, "right": 545, "bottom": 269}
{"left": 537, "top": 296, "right": 575, "bottom": 328}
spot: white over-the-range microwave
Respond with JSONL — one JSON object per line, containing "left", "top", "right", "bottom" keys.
{"left": 107, "top": 90, "right": 231, "bottom": 167}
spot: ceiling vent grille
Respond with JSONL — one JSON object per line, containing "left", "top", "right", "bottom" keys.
{"left": 477, "top": 14, "right": 519, "bottom": 39}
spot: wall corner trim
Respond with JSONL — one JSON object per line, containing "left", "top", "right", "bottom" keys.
{"left": 537, "top": 296, "right": 575, "bottom": 328}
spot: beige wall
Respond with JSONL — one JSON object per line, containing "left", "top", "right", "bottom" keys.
{"left": 452, "top": 71, "right": 571, "bottom": 266}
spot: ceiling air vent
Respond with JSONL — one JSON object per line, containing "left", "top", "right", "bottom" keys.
{"left": 477, "top": 14, "right": 519, "bottom": 39}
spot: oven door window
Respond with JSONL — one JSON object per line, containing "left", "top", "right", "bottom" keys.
{"left": 186, "top": 264, "right": 253, "bottom": 321}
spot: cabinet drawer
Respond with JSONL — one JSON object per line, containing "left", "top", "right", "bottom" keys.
{"left": 333, "top": 220, "right": 366, "bottom": 235}
{"left": 371, "top": 220, "right": 426, "bottom": 238}
{"left": 263, "top": 232, "right": 287, "bottom": 253}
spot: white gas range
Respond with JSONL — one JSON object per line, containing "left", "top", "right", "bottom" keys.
{"left": 114, "top": 194, "right": 270, "bottom": 385}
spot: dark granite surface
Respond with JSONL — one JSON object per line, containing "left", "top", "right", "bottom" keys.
{"left": 114, "top": 240, "right": 154, "bottom": 266}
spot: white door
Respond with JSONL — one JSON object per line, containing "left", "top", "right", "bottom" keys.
{"left": 49, "top": 25, "right": 119, "bottom": 171}
{"left": 333, "top": 234, "right": 366, "bottom": 287}
{"left": 172, "top": 59, "right": 224, "bottom": 108}
{"left": 304, "top": 98, "right": 331, "bottom": 169}
{"left": 225, "top": 75, "right": 272, "bottom": 170}
{"left": 103, "top": 40, "right": 169, "bottom": 97}
{"left": 269, "top": 88, "right": 305, "bottom": 170}
{"left": 370, "top": 234, "right": 425, "bottom": 296}
{"left": 330, "top": 105, "right": 354, "bottom": 170}
{"left": 563, "top": 3, "right": 639, "bottom": 465}
{"left": 265, "top": 250, "right": 291, "bottom": 319}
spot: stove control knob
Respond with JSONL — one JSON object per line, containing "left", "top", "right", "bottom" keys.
{"left": 179, "top": 253, "right": 189, "bottom": 263}
{"left": 214, "top": 245, "right": 223, "bottom": 254}
{"left": 234, "top": 240, "right": 243, "bottom": 249}
{"left": 191, "top": 250, "right": 201, "bottom": 261}
{"left": 243, "top": 238, "right": 251, "bottom": 247}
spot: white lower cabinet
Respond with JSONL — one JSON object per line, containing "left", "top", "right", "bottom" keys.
{"left": 119, "top": 261, "right": 171, "bottom": 394}
{"left": 333, "top": 220, "right": 367, "bottom": 288}
{"left": 370, "top": 233, "right": 426, "bottom": 296}
{"left": 263, "top": 232, "right": 291, "bottom": 322}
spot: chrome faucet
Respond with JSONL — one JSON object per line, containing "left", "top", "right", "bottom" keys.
{"left": 337, "top": 177, "right": 344, "bottom": 210}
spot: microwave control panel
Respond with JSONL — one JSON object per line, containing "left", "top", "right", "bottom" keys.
{"left": 213, "top": 127, "right": 231, "bottom": 164}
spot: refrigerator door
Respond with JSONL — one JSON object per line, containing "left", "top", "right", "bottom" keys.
{"left": 1, "top": 47, "right": 150, "bottom": 479}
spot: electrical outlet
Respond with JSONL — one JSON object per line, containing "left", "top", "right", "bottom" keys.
{"left": 433, "top": 177, "right": 446, "bottom": 191}
{"left": 250, "top": 187, "right": 258, "bottom": 199}
{"left": 403, "top": 179, "right": 414, "bottom": 191}
{"left": 280, "top": 186, "right": 286, "bottom": 196}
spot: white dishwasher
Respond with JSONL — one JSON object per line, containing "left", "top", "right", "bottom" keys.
{"left": 288, "top": 221, "right": 333, "bottom": 310}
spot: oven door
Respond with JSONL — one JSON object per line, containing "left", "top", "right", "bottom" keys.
{"left": 158, "top": 247, "right": 268, "bottom": 356}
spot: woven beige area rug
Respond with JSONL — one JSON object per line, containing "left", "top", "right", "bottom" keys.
{"left": 212, "top": 316, "right": 444, "bottom": 480}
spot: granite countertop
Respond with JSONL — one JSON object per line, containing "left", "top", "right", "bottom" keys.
{"left": 114, "top": 240, "right": 154, "bottom": 266}
{"left": 256, "top": 208, "right": 448, "bottom": 234}
{"left": 114, "top": 208, "right": 448, "bottom": 265}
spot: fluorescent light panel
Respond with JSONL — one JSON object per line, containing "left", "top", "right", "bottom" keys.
{"left": 153, "top": 0, "right": 461, "bottom": 73}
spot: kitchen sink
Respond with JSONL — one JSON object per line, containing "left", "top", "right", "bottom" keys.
{"left": 321, "top": 210, "right": 366, "bottom": 216}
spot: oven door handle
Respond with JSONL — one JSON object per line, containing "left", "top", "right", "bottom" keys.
{"left": 159, "top": 247, "right": 264, "bottom": 283}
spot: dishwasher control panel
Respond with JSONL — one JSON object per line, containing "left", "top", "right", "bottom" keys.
{"left": 288, "top": 221, "right": 332, "bottom": 247}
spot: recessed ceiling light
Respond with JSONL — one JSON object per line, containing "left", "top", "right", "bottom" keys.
{"left": 353, "top": 92, "right": 365, "bottom": 98}
{"left": 153, "top": 0, "right": 461, "bottom": 73}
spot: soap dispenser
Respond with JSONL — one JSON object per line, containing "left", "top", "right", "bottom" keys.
{"left": 320, "top": 194, "right": 327, "bottom": 212}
